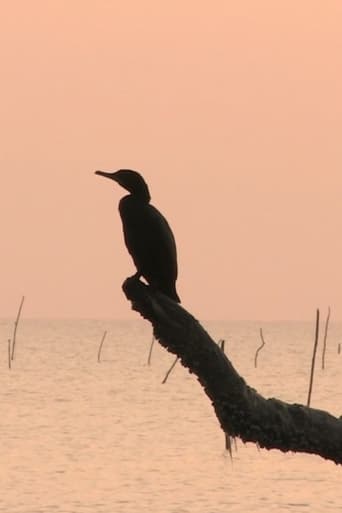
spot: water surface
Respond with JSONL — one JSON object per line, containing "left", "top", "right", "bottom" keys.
{"left": 0, "top": 319, "right": 341, "bottom": 512}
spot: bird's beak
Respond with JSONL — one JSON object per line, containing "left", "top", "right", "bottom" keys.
{"left": 95, "top": 170, "right": 115, "bottom": 180}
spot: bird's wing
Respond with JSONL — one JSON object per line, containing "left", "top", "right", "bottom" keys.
{"left": 121, "top": 202, "right": 178, "bottom": 284}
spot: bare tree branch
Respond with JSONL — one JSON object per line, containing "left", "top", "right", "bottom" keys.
{"left": 122, "top": 277, "right": 342, "bottom": 465}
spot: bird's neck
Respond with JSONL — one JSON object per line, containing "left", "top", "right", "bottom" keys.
{"left": 128, "top": 191, "right": 151, "bottom": 203}
{"left": 136, "top": 184, "right": 151, "bottom": 203}
{"left": 119, "top": 194, "right": 150, "bottom": 209}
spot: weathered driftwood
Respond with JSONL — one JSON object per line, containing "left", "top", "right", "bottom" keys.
{"left": 122, "top": 277, "right": 342, "bottom": 465}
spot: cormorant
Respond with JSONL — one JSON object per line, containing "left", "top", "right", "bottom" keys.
{"left": 95, "top": 169, "right": 180, "bottom": 302}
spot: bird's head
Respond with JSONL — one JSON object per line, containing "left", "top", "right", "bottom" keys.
{"left": 95, "top": 169, "right": 151, "bottom": 202}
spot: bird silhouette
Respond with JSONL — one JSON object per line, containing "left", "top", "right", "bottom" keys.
{"left": 95, "top": 169, "right": 180, "bottom": 302}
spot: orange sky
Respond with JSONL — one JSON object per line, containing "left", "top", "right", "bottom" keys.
{"left": 1, "top": 1, "right": 342, "bottom": 320}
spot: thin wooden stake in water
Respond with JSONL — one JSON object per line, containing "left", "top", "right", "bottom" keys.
{"left": 11, "top": 295, "right": 25, "bottom": 361}
{"left": 254, "top": 328, "right": 266, "bottom": 368}
{"left": 307, "top": 309, "right": 320, "bottom": 407}
{"left": 147, "top": 334, "right": 155, "bottom": 366}
{"left": 321, "top": 306, "right": 331, "bottom": 370}
{"left": 338, "top": 343, "right": 341, "bottom": 355}
{"left": 162, "top": 356, "right": 179, "bottom": 384}
{"left": 97, "top": 330, "right": 107, "bottom": 363}
{"left": 220, "top": 339, "right": 225, "bottom": 352}
{"left": 8, "top": 339, "right": 11, "bottom": 370}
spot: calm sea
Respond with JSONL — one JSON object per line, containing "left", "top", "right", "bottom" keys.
{"left": 0, "top": 318, "right": 341, "bottom": 513}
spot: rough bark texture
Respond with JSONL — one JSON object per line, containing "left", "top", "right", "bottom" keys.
{"left": 123, "top": 277, "right": 342, "bottom": 465}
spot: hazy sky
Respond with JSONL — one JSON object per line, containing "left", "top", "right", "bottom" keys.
{"left": 1, "top": 1, "right": 342, "bottom": 320}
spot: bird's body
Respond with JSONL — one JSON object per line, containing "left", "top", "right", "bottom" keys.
{"left": 118, "top": 194, "right": 179, "bottom": 301}
{"left": 95, "top": 169, "right": 180, "bottom": 302}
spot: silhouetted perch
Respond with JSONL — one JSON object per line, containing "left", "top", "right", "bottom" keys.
{"left": 122, "top": 277, "right": 342, "bottom": 465}
{"left": 321, "top": 306, "right": 330, "bottom": 370}
{"left": 307, "top": 309, "right": 320, "bottom": 407}
{"left": 254, "top": 328, "right": 266, "bottom": 368}
{"left": 97, "top": 330, "right": 107, "bottom": 362}
{"left": 11, "top": 295, "right": 25, "bottom": 360}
